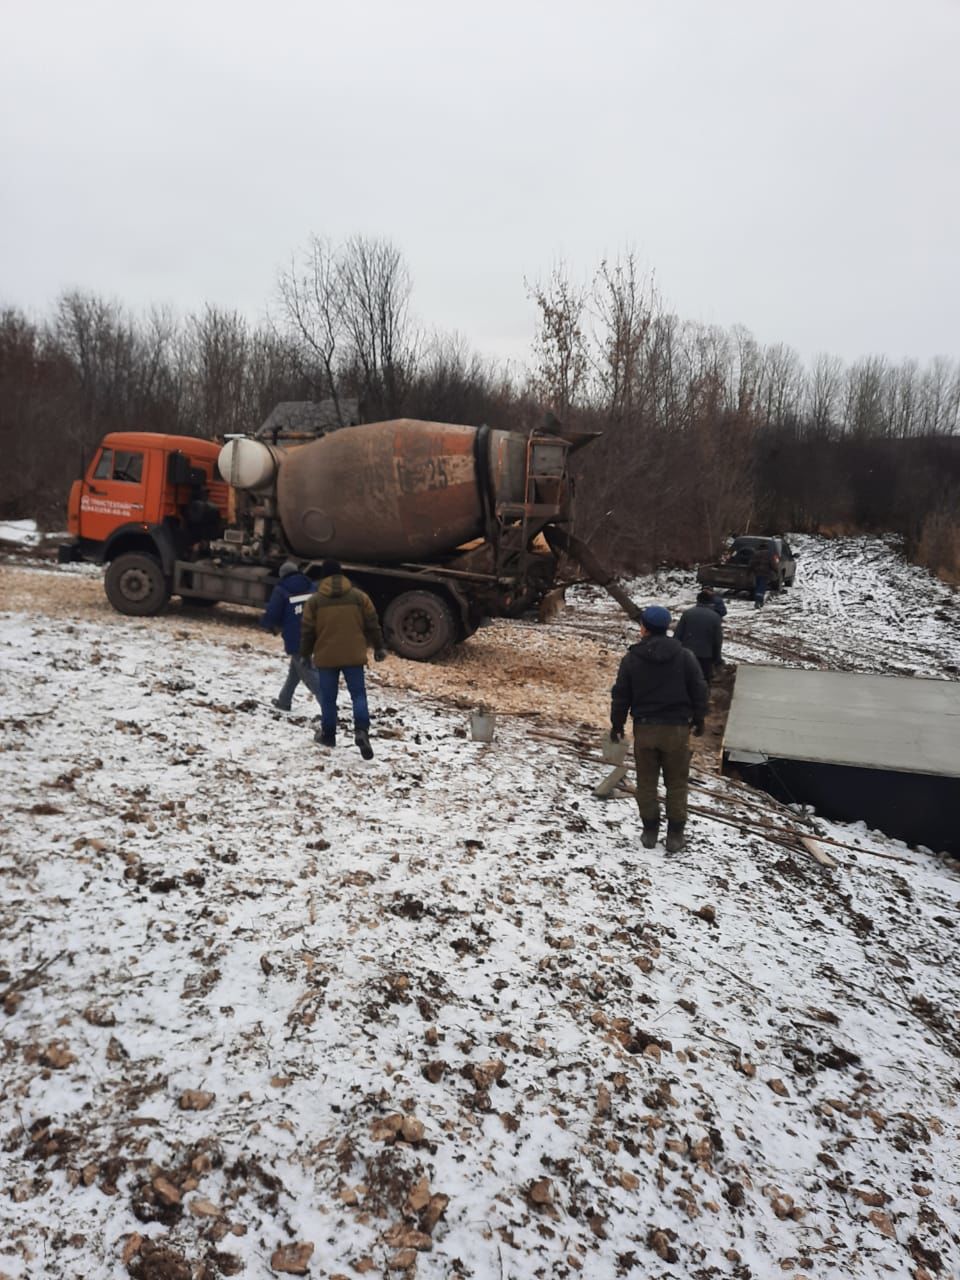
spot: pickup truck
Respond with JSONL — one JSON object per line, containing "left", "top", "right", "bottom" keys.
{"left": 697, "top": 535, "right": 798, "bottom": 595}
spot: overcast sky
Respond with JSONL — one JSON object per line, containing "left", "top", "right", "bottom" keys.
{"left": 2, "top": 0, "right": 958, "bottom": 368}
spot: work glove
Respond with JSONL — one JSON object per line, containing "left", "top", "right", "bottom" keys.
{"left": 374, "top": 648, "right": 388, "bottom": 663}
{"left": 692, "top": 719, "right": 705, "bottom": 737}
{"left": 609, "top": 726, "right": 623, "bottom": 743}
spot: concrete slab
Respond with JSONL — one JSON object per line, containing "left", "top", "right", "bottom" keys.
{"left": 723, "top": 665, "right": 960, "bottom": 779}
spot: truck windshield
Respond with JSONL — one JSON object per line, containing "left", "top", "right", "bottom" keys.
{"left": 93, "top": 450, "right": 113, "bottom": 480}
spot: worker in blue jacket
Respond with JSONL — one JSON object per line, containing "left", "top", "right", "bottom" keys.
{"left": 261, "top": 560, "right": 318, "bottom": 710}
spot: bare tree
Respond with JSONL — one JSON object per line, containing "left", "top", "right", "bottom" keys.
{"left": 919, "top": 355, "right": 959, "bottom": 435}
{"left": 731, "top": 325, "right": 762, "bottom": 417}
{"left": 338, "top": 235, "right": 418, "bottom": 418}
{"left": 527, "top": 263, "right": 589, "bottom": 423}
{"left": 843, "top": 356, "right": 888, "bottom": 436}
{"left": 591, "top": 255, "right": 656, "bottom": 424}
{"left": 276, "top": 235, "right": 347, "bottom": 421}
{"left": 807, "top": 352, "right": 843, "bottom": 435}
{"left": 186, "top": 305, "right": 251, "bottom": 436}
{"left": 758, "top": 343, "right": 804, "bottom": 430}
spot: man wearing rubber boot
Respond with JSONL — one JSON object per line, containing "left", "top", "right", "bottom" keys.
{"left": 300, "top": 560, "right": 387, "bottom": 759}
{"left": 609, "top": 605, "right": 708, "bottom": 853}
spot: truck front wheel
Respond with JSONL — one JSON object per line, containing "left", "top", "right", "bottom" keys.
{"left": 105, "top": 553, "right": 171, "bottom": 616}
{"left": 384, "top": 590, "right": 456, "bottom": 661}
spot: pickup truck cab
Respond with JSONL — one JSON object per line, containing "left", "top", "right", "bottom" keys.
{"left": 697, "top": 535, "right": 798, "bottom": 595}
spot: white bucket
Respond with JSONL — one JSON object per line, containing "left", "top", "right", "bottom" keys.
{"left": 601, "top": 731, "right": 628, "bottom": 765}
{"left": 470, "top": 711, "right": 496, "bottom": 742}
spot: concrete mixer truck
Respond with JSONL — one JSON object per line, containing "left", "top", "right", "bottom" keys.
{"left": 58, "top": 414, "right": 637, "bottom": 659}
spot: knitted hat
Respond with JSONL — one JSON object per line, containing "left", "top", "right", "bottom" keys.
{"left": 318, "top": 559, "right": 342, "bottom": 579}
{"left": 279, "top": 560, "right": 299, "bottom": 578}
{"left": 640, "top": 605, "right": 671, "bottom": 633}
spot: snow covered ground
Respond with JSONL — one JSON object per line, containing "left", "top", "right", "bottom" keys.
{"left": 1, "top": 537, "right": 959, "bottom": 1280}
{"left": 554, "top": 533, "right": 960, "bottom": 680}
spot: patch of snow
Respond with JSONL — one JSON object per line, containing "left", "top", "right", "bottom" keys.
{"left": 560, "top": 532, "right": 960, "bottom": 680}
{"left": 0, "top": 519, "right": 41, "bottom": 548}
{"left": 1, "top": 586, "right": 958, "bottom": 1278}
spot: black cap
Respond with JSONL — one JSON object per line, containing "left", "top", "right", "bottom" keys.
{"left": 318, "top": 559, "right": 342, "bottom": 579}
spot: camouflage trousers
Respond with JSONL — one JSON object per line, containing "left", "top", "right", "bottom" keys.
{"left": 633, "top": 724, "right": 692, "bottom": 826}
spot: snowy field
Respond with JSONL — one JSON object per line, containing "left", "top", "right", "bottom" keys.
{"left": 1, "top": 536, "right": 959, "bottom": 1280}
{"left": 554, "top": 532, "right": 960, "bottom": 680}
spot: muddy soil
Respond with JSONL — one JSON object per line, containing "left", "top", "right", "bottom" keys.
{"left": 0, "top": 562, "right": 728, "bottom": 767}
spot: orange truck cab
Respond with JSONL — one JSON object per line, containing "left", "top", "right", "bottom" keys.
{"left": 60, "top": 432, "right": 232, "bottom": 613}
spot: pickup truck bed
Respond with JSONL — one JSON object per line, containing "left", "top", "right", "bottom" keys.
{"left": 697, "top": 536, "right": 797, "bottom": 595}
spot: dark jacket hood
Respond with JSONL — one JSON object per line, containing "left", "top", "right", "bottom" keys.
{"left": 611, "top": 633, "right": 708, "bottom": 728}
{"left": 632, "top": 635, "right": 683, "bottom": 665}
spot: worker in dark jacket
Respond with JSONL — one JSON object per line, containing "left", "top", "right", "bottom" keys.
{"left": 300, "top": 560, "right": 387, "bottom": 759}
{"left": 261, "top": 560, "right": 318, "bottom": 711}
{"left": 674, "top": 591, "right": 724, "bottom": 683}
{"left": 749, "top": 541, "right": 780, "bottom": 610}
{"left": 610, "top": 605, "right": 708, "bottom": 854}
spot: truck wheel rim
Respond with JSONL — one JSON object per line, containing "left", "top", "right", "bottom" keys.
{"left": 401, "top": 609, "right": 432, "bottom": 640}
{"left": 120, "top": 568, "right": 152, "bottom": 601}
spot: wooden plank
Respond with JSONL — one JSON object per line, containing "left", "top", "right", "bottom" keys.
{"left": 594, "top": 765, "right": 628, "bottom": 799}
{"left": 799, "top": 836, "right": 839, "bottom": 868}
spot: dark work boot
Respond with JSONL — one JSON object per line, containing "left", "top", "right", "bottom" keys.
{"left": 314, "top": 728, "right": 336, "bottom": 748}
{"left": 355, "top": 729, "right": 374, "bottom": 760}
{"left": 640, "top": 821, "right": 659, "bottom": 849}
{"left": 664, "top": 822, "right": 686, "bottom": 854}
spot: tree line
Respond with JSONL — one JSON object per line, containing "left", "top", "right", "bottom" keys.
{"left": 1, "top": 237, "right": 958, "bottom": 579}
{"left": 527, "top": 257, "right": 960, "bottom": 579}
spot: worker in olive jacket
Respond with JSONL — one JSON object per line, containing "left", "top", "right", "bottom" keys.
{"left": 610, "top": 605, "right": 708, "bottom": 854}
{"left": 300, "top": 560, "right": 387, "bottom": 759}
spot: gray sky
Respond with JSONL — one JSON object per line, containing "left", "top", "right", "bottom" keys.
{"left": 2, "top": 0, "right": 958, "bottom": 367}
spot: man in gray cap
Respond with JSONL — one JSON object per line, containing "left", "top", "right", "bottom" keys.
{"left": 261, "top": 560, "right": 319, "bottom": 710}
{"left": 610, "top": 605, "right": 708, "bottom": 853}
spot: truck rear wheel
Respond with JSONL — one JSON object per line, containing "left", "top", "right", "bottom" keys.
{"left": 105, "top": 553, "right": 171, "bottom": 616}
{"left": 384, "top": 590, "right": 456, "bottom": 661}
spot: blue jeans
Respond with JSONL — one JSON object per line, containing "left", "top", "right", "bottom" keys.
{"left": 276, "top": 656, "right": 319, "bottom": 709}
{"left": 753, "top": 574, "right": 768, "bottom": 607}
{"left": 314, "top": 665, "right": 369, "bottom": 736}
